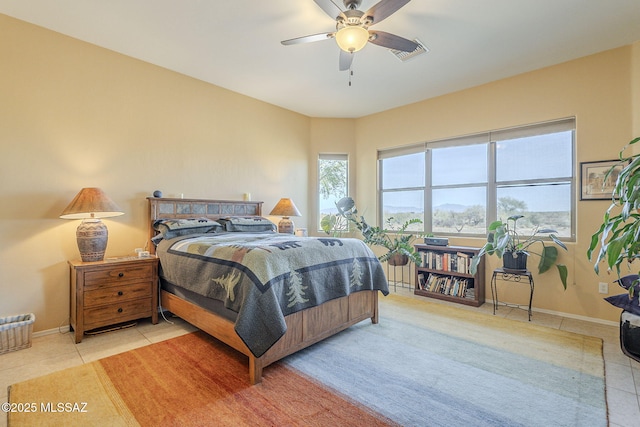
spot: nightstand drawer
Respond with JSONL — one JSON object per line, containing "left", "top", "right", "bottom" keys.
{"left": 84, "top": 264, "right": 153, "bottom": 288}
{"left": 69, "top": 256, "right": 159, "bottom": 343}
{"left": 84, "top": 282, "right": 153, "bottom": 308}
{"left": 83, "top": 298, "right": 153, "bottom": 330}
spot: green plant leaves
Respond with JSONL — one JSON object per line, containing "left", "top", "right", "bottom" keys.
{"left": 472, "top": 215, "right": 568, "bottom": 289}
{"left": 320, "top": 215, "right": 336, "bottom": 234}
{"left": 538, "top": 246, "right": 558, "bottom": 274}
{"left": 332, "top": 197, "right": 423, "bottom": 266}
{"left": 557, "top": 264, "right": 568, "bottom": 290}
{"left": 588, "top": 137, "right": 640, "bottom": 283}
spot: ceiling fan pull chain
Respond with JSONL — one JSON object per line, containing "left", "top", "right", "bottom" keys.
{"left": 349, "top": 69, "right": 353, "bottom": 86}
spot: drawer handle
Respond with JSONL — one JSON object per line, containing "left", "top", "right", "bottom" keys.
{"left": 117, "top": 291, "right": 123, "bottom": 296}
{"left": 118, "top": 272, "right": 124, "bottom": 278}
{"left": 117, "top": 308, "right": 123, "bottom": 313}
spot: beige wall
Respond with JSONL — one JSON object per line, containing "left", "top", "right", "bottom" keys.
{"left": 0, "top": 15, "right": 310, "bottom": 332}
{"left": 633, "top": 41, "right": 640, "bottom": 137}
{"left": 308, "top": 118, "right": 357, "bottom": 235}
{"left": 355, "top": 45, "right": 637, "bottom": 323}
{"left": 2, "top": 13, "right": 639, "bottom": 331}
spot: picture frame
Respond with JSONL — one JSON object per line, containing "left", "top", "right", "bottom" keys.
{"left": 580, "top": 159, "right": 628, "bottom": 200}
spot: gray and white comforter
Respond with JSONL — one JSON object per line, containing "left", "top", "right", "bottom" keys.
{"left": 156, "top": 232, "right": 389, "bottom": 357}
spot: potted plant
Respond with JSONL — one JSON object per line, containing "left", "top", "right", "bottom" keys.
{"left": 470, "top": 215, "right": 569, "bottom": 289}
{"left": 588, "top": 136, "right": 640, "bottom": 295}
{"left": 328, "top": 197, "right": 423, "bottom": 266}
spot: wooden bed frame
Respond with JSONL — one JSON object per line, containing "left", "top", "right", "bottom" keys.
{"left": 148, "top": 197, "right": 380, "bottom": 384}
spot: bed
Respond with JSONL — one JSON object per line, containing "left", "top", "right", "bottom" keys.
{"left": 148, "top": 197, "right": 389, "bottom": 384}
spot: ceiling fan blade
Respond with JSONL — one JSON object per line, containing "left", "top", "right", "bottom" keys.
{"left": 313, "top": 0, "right": 344, "bottom": 19}
{"left": 363, "top": 0, "right": 411, "bottom": 25}
{"left": 281, "top": 32, "right": 334, "bottom": 46}
{"left": 339, "top": 50, "right": 354, "bottom": 71}
{"left": 368, "top": 30, "right": 418, "bottom": 52}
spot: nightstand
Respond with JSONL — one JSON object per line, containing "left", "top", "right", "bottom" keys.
{"left": 69, "top": 256, "right": 159, "bottom": 343}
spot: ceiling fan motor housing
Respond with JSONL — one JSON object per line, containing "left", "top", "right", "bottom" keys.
{"left": 337, "top": 9, "right": 367, "bottom": 30}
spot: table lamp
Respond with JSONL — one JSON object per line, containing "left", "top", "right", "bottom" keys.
{"left": 60, "top": 188, "right": 124, "bottom": 262}
{"left": 269, "top": 198, "right": 301, "bottom": 234}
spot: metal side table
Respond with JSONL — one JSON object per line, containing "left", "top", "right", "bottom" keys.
{"left": 491, "top": 268, "right": 534, "bottom": 321}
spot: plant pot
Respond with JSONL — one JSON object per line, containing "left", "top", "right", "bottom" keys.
{"left": 503, "top": 251, "right": 527, "bottom": 271}
{"left": 388, "top": 253, "right": 409, "bottom": 266}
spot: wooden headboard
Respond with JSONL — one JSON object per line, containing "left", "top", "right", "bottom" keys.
{"left": 147, "top": 197, "right": 263, "bottom": 253}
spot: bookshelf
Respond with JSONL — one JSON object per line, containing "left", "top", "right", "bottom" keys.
{"left": 414, "top": 244, "right": 485, "bottom": 307}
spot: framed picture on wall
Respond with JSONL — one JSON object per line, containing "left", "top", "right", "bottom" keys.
{"left": 580, "top": 159, "right": 628, "bottom": 200}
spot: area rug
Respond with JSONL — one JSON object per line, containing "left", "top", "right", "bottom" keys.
{"left": 286, "top": 294, "right": 607, "bottom": 427}
{"left": 7, "top": 294, "right": 606, "bottom": 426}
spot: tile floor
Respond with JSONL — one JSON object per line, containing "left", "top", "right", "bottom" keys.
{"left": 1, "top": 288, "right": 639, "bottom": 427}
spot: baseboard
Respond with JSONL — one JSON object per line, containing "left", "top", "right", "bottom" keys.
{"left": 493, "top": 299, "right": 618, "bottom": 327}
{"left": 33, "top": 324, "right": 70, "bottom": 338}
{"left": 392, "top": 285, "right": 619, "bottom": 327}
{"left": 532, "top": 306, "right": 618, "bottom": 327}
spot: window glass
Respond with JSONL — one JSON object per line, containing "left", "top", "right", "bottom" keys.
{"left": 318, "top": 155, "right": 348, "bottom": 231}
{"left": 497, "top": 183, "right": 571, "bottom": 237}
{"left": 432, "top": 144, "right": 487, "bottom": 185}
{"left": 496, "top": 131, "right": 573, "bottom": 182}
{"left": 432, "top": 187, "right": 486, "bottom": 234}
{"left": 381, "top": 152, "right": 425, "bottom": 189}
{"left": 381, "top": 190, "right": 424, "bottom": 232}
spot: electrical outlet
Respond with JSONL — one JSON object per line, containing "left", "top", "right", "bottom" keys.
{"left": 598, "top": 282, "right": 608, "bottom": 294}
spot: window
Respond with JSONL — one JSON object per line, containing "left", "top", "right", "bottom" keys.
{"left": 318, "top": 154, "right": 348, "bottom": 231}
{"left": 378, "top": 118, "right": 575, "bottom": 239}
{"left": 431, "top": 138, "right": 488, "bottom": 234}
{"left": 379, "top": 149, "right": 425, "bottom": 230}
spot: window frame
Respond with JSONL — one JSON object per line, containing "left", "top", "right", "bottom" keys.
{"left": 378, "top": 118, "right": 576, "bottom": 241}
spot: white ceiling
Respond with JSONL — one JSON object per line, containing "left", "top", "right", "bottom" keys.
{"left": 2, "top": 0, "right": 640, "bottom": 118}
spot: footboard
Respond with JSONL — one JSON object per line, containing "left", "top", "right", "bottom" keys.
{"left": 161, "top": 290, "right": 379, "bottom": 384}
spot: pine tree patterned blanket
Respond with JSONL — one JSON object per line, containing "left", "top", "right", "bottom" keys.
{"left": 157, "top": 232, "right": 389, "bottom": 357}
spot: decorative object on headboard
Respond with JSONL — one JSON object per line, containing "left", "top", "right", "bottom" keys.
{"left": 153, "top": 190, "right": 163, "bottom": 198}
{"left": 60, "top": 188, "right": 124, "bottom": 262}
{"left": 269, "top": 198, "right": 301, "bottom": 234}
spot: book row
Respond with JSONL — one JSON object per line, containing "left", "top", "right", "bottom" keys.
{"left": 420, "top": 250, "right": 474, "bottom": 274}
{"left": 417, "top": 272, "right": 475, "bottom": 299}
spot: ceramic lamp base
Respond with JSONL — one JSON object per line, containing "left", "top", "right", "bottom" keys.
{"left": 76, "top": 219, "right": 108, "bottom": 262}
{"left": 278, "top": 217, "right": 295, "bottom": 234}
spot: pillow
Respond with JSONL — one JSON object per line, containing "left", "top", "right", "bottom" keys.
{"left": 217, "top": 216, "right": 277, "bottom": 232}
{"left": 153, "top": 218, "right": 222, "bottom": 240}
{"left": 605, "top": 290, "right": 640, "bottom": 316}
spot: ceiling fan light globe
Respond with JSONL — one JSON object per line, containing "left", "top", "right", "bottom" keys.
{"left": 335, "top": 26, "right": 369, "bottom": 53}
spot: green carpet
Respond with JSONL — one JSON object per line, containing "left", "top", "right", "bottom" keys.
{"left": 284, "top": 294, "right": 607, "bottom": 426}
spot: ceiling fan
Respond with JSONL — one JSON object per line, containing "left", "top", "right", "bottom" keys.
{"left": 281, "top": 0, "right": 418, "bottom": 71}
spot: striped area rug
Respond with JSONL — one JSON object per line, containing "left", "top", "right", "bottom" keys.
{"left": 285, "top": 294, "right": 607, "bottom": 426}
{"left": 7, "top": 294, "right": 606, "bottom": 426}
{"left": 7, "top": 331, "right": 396, "bottom": 426}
